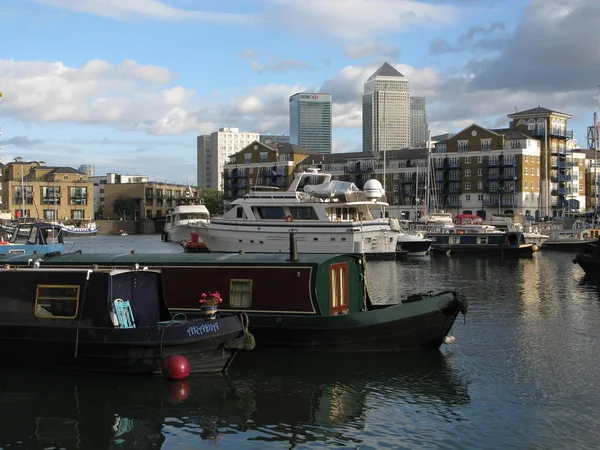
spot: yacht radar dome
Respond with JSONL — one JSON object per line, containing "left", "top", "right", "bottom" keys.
{"left": 363, "top": 179, "right": 384, "bottom": 200}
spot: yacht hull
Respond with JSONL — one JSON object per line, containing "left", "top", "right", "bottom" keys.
{"left": 193, "top": 221, "right": 398, "bottom": 255}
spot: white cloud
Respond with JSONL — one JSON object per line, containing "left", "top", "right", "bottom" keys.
{"left": 270, "top": 0, "right": 458, "bottom": 40}
{"left": 33, "top": 0, "right": 254, "bottom": 22}
{"left": 0, "top": 58, "right": 202, "bottom": 133}
{"left": 32, "top": 0, "right": 457, "bottom": 42}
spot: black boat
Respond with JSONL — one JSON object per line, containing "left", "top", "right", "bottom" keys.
{"left": 0, "top": 249, "right": 468, "bottom": 352}
{"left": 0, "top": 265, "right": 253, "bottom": 374}
{"left": 572, "top": 239, "right": 600, "bottom": 278}
{"left": 429, "top": 229, "right": 534, "bottom": 257}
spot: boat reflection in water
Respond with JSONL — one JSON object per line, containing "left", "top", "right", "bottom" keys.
{"left": 0, "top": 353, "right": 469, "bottom": 449}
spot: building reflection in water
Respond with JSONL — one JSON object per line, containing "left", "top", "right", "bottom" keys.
{"left": 0, "top": 352, "right": 470, "bottom": 449}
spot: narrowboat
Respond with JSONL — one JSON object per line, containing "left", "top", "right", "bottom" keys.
{"left": 0, "top": 265, "right": 253, "bottom": 374}
{"left": 0, "top": 222, "right": 65, "bottom": 256}
{"left": 429, "top": 229, "right": 535, "bottom": 257}
{"left": 1, "top": 246, "right": 468, "bottom": 352}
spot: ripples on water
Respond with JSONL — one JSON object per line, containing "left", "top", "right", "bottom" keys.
{"left": 1, "top": 236, "right": 600, "bottom": 449}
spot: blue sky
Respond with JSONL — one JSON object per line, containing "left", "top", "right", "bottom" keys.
{"left": 1, "top": 0, "right": 598, "bottom": 184}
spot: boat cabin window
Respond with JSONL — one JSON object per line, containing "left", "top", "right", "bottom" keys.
{"left": 26, "top": 227, "right": 41, "bottom": 244}
{"left": 255, "top": 207, "right": 286, "bottom": 220}
{"left": 477, "top": 236, "right": 489, "bottom": 244}
{"left": 178, "top": 212, "right": 210, "bottom": 221}
{"left": 330, "top": 263, "right": 349, "bottom": 315}
{"left": 449, "top": 236, "right": 461, "bottom": 244}
{"left": 328, "top": 207, "right": 359, "bottom": 221}
{"left": 236, "top": 207, "right": 244, "bottom": 219}
{"left": 289, "top": 207, "right": 318, "bottom": 220}
{"left": 35, "top": 284, "right": 80, "bottom": 319}
{"left": 229, "top": 279, "right": 253, "bottom": 308}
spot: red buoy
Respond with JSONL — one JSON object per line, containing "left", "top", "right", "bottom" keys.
{"left": 162, "top": 354, "right": 191, "bottom": 380}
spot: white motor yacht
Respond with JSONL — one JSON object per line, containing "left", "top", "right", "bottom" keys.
{"left": 191, "top": 169, "right": 398, "bottom": 257}
{"left": 163, "top": 203, "right": 210, "bottom": 243}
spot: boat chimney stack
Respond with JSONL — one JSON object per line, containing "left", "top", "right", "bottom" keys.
{"left": 288, "top": 229, "right": 299, "bottom": 262}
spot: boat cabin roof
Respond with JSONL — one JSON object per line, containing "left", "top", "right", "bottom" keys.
{"left": 1, "top": 251, "right": 360, "bottom": 268}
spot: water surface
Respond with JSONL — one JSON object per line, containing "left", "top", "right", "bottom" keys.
{"left": 2, "top": 236, "right": 599, "bottom": 449}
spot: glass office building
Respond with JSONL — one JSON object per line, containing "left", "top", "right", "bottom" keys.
{"left": 289, "top": 93, "right": 332, "bottom": 154}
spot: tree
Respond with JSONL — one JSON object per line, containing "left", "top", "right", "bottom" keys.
{"left": 112, "top": 196, "right": 137, "bottom": 219}
{"left": 200, "top": 189, "right": 223, "bottom": 215}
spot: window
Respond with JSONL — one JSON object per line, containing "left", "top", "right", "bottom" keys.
{"left": 465, "top": 169, "right": 471, "bottom": 177}
{"left": 477, "top": 236, "right": 489, "bottom": 244}
{"left": 43, "top": 209, "right": 57, "bottom": 220}
{"left": 464, "top": 157, "right": 471, "bottom": 164}
{"left": 244, "top": 153, "right": 252, "bottom": 164}
{"left": 35, "top": 284, "right": 80, "bottom": 319}
{"left": 477, "top": 182, "right": 483, "bottom": 190}
{"left": 477, "top": 156, "right": 483, "bottom": 163}
{"left": 289, "top": 207, "right": 319, "bottom": 220}
{"left": 477, "top": 169, "right": 483, "bottom": 177}
{"left": 525, "top": 168, "right": 529, "bottom": 175}
{"left": 465, "top": 182, "right": 471, "bottom": 190}
{"left": 71, "top": 210, "right": 84, "bottom": 219}
{"left": 69, "top": 186, "right": 87, "bottom": 205}
{"left": 230, "top": 279, "right": 252, "bottom": 308}
{"left": 42, "top": 186, "right": 61, "bottom": 205}
{"left": 255, "top": 207, "right": 286, "bottom": 220}
{"left": 330, "top": 263, "right": 349, "bottom": 315}
{"left": 448, "top": 157, "right": 460, "bottom": 168}
{"left": 465, "top": 195, "right": 471, "bottom": 201}
{"left": 525, "top": 155, "right": 528, "bottom": 162}
{"left": 259, "top": 152, "right": 268, "bottom": 163}
{"left": 481, "top": 139, "right": 492, "bottom": 151}
{"left": 458, "top": 141, "right": 468, "bottom": 152}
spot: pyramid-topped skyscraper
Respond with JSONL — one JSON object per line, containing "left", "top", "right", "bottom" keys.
{"left": 362, "top": 62, "right": 410, "bottom": 152}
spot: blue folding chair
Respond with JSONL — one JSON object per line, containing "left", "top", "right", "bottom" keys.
{"left": 113, "top": 299, "right": 136, "bottom": 328}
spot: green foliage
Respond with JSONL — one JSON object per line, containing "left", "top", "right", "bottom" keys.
{"left": 112, "top": 196, "right": 137, "bottom": 219}
{"left": 200, "top": 189, "right": 223, "bottom": 215}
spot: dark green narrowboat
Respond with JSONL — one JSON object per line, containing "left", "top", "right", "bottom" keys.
{"left": 1, "top": 251, "right": 467, "bottom": 351}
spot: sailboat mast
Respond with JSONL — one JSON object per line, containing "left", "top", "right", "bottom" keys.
{"left": 427, "top": 130, "right": 431, "bottom": 214}
{"left": 414, "top": 165, "right": 418, "bottom": 219}
{"left": 595, "top": 110, "right": 598, "bottom": 226}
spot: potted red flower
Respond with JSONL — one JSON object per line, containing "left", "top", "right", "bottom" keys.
{"left": 198, "top": 291, "right": 222, "bottom": 319}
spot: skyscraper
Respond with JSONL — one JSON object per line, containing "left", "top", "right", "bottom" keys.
{"left": 362, "top": 62, "right": 410, "bottom": 153}
{"left": 289, "top": 93, "right": 332, "bottom": 154}
{"left": 410, "top": 97, "right": 428, "bottom": 147}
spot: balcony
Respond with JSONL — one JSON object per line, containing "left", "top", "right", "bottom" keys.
{"left": 344, "top": 164, "right": 374, "bottom": 174}
{"left": 488, "top": 160, "right": 500, "bottom": 167}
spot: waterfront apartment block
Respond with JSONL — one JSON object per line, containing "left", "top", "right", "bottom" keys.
{"left": 289, "top": 93, "right": 332, "bottom": 154}
{"left": 103, "top": 182, "right": 199, "bottom": 220}
{"left": 197, "top": 127, "right": 260, "bottom": 190}
{"left": 0, "top": 157, "right": 94, "bottom": 221}
{"left": 410, "top": 97, "right": 429, "bottom": 147}
{"left": 222, "top": 141, "right": 312, "bottom": 203}
{"left": 507, "top": 107, "right": 573, "bottom": 217}
{"left": 89, "top": 173, "right": 150, "bottom": 219}
{"left": 362, "top": 62, "right": 411, "bottom": 153}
